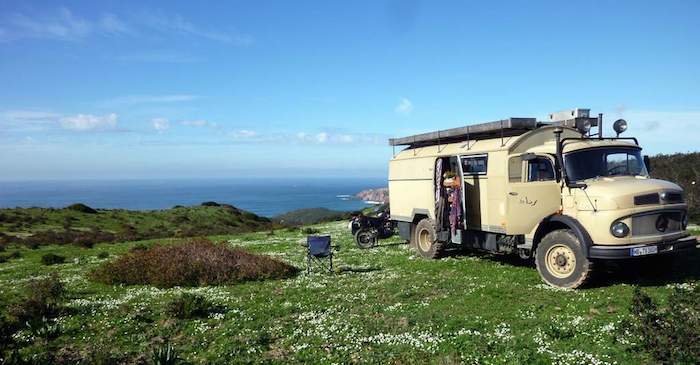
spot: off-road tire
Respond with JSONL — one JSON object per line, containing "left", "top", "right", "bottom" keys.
{"left": 354, "top": 228, "right": 378, "bottom": 249}
{"left": 535, "top": 229, "right": 594, "bottom": 289}
{"left": 412, "top": 218, "right": 445, "bottom": 259}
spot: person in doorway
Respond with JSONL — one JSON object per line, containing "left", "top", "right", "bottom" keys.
{"left": 443, "top": 171, "right": 462, "bottom": 236}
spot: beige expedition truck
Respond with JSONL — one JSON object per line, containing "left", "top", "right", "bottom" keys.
{"left": 388, "top": 108, "right": 697, "bottom": 288}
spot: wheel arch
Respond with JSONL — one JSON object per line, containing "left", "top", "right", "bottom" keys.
{"left": 533, "top": 215, "right": 593, "bottom": 256}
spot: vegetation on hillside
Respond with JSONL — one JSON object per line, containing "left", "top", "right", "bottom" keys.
{"left": 0, "top": 221, "right": 698, "bottom": 363}
{"left": 0, "top": 203, "right": 273, "bottom": 249}
{"left": 649, "top": 152, "right": 700, "bottom": 221}
{"left": 273, "top": 207, "right": 352, "bottom": 226}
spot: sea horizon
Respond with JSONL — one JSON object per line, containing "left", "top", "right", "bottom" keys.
{"left": 0, "top": 177, "right": 387, "bottom": 217}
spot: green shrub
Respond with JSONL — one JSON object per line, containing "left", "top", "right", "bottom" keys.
{"left": 9, "top": 272, "right": 65, "bottom": 326}
{"left": 91, "top": 238, "right": 299, "bottom": 288}
{"left": 0, "top": 251, "right": 22, "bottom": 264}
{"left": 624, "top": 285, "right": 700, "bottom": 364}
{"left": 201, "top": 201, "right": 221, "bottom": 207}
{"left": 130, "top": 243, "right": 149, "bottom": 252}
{"left": 65, "top": 203, "right": 98, "bottom": 214}
{"left": 97, "top": 251, "right": 110, "bottom": 259}
{"left": 167, "top": 293, "right": 214, "bottom": 319}
{"left": 152, "top": 341, "right": 181, "bottom": 365}
{"left": 41, "top": 253, "right": 66, "bottom": 266}
{"left": 301, "top": 227, "right": 320, "bottom": 234}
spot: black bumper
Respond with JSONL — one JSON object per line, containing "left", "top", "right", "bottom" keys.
{"left": 588, "top": 235, "right": 698, "bottom": 259}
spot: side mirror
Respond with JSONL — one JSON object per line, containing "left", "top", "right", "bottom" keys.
{"left": 521, "top": 153, "right": 537, "bottom": 161}
{"left": 644, "top": 155, "right": 652, "bottom": 174}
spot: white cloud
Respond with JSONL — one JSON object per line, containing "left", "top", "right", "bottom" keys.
{"left": 151, "top": 118, "right": 169, "bottom": 132}
{"left": 99, "top": 13, "right": 133, "bottom": 35}
{"left": 0, "top": 110, "right": 60, "bottom": 122}
{"left": 338, "top": 134, "right": 355, "bottom": 143}
{"left": 180, "top": 119, "right": 219, "bottom": 128}
{"left": 395, "top": 97, "right": 413, "bottom": 116}
{"left": 142, "top": 13, "right": 253, "bottom": 45}
{"left": 0, "top": 7, "right": 91, "bottom": 41}
{"left": 292, "top": 131, "right": 384, "bottom": 145}
{"left": 0, "top": 8, "right": 252, "bottom": 46}
{"left": 231, "top": 129, "right": 257, "bottom": 138}
{"left": 60, "top": 113, "right": 118, "bottom": 131}
{"left": 315, "top": 132, "right": 328, "bottom": 143}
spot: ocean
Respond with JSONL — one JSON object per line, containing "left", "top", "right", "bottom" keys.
{"left": 0, "top": 178, "right": 387, "bottom": 217}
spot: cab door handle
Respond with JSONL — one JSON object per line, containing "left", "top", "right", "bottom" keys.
{"left": 509, "top": 192, "right": 518, "bottom": 196}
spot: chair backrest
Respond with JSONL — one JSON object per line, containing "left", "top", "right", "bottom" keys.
{"left": 307, "top": 235, "right": 331, "bottom": 257}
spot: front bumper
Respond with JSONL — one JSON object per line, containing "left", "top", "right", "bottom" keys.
{"left": 588, "top": 235, "right": 698, "bottom": 259}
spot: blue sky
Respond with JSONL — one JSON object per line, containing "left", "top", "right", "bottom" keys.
{"left": 1, "top": 0, "right": 699, "bottom": 180}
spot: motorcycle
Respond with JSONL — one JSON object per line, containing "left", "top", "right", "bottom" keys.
{"left": 349, "top": 208, "right": 396, "bottom": 249}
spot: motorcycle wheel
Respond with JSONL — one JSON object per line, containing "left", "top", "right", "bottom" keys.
{"left": 354, "top": 228, "right": 378, "bottom": 249}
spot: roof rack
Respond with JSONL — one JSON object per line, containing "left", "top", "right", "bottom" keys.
{"left": 388, "top": 117, "right": 538, "bottom": 147}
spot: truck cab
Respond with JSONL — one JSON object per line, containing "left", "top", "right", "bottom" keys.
{"left": 388, "top": 108, "right": 697, "bottom": 288}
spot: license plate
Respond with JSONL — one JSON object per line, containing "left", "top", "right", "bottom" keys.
{"left": 630, "top": 246, "right": 658, "bottom": 256}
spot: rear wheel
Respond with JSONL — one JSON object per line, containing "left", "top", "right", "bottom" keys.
{"left": 412, "top": 218, "right": 444, "bottom": 259}
{"left": 535, "top": 229, "right": 593, "bottom": 289}
{"left": 354, "top": 228, "right": 378, "bottom": 249}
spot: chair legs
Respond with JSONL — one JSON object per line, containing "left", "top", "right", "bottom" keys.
{"left": 306, "top": 254, "right": 333, "bottom": 274}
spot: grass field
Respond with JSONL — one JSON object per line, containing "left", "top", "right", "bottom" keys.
{"left": 1, "top": 222, "right": 699, "bottom": 364}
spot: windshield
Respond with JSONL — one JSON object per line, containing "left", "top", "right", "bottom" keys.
{"left": 564, "top": 147, "right": 648, "bottom": 182}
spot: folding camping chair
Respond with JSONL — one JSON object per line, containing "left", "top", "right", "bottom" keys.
{"left": 306, "top": 235, "right": 337, "bottom": 274}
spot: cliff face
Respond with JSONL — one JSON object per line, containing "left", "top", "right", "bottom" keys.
{"left": 355, "top": 187, "right": 389, "bottom": 203}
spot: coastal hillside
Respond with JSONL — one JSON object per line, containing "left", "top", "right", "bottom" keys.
{"left": 0, "top": 202, "right": 272, "bottom": 248}
{"left": 272, "top": 207, "right": 352, "bottom": 226}
{"left": 355, "top": 187, "right": 389, "bottom": 203}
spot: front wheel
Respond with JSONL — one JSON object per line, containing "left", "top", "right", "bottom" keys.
{"left": 535, "top": 229, "right": 594, "bottom": 289}
{"left": 354, "top": 228, "right": 378, "bottom": 249}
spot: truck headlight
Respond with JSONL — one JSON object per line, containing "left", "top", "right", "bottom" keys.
{"left": 611, "top": 221, "right": 630, "bottom": 238}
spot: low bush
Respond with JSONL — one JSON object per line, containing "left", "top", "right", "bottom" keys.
{"left": 21, "top": 229, "right": 116, "bottom": 248}
{"left": 301, "top": 227, "right": 320, "bottom": 234}
{"left": 167, "top": 293, "right": 215, "bottom": 319}
{"left": 0, "top": 251, "right": 21, "bottom": 263}
{"left": 65, "top": 203, "right": 98, "bottom": 214}
{"left": 41, "top": 253, "right": 66, "bottom": 266}
{"left": 201, "top": 201, "right": 221, "bottom": 207}
{"left": 97, "top": 251, "right": 110, "bottom": 259}
{"left": 91, "top": 238, "right": 299, "bottom": 287}
{"left": 152, "top": 341, "right": 181, "bottom": 365}
{"left": 624, "top": 285, "right": 700, "bottom": 364}
{"left": 9, "top": 272, "right": 65, "bottom": 326}
{"left": 130, "top": 243, "right": 149, "bottom": 252}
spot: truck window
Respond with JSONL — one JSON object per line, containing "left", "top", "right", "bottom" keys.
{"left": 508, "top": 157, "right": 522, "bottom": 182}
{"left": 527, "top": 157, "right": 554, "bottom": 182}
{"left": 461, "top": 155, "right": 488, "bottom": 175}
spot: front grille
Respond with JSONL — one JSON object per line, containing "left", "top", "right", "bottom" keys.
{"left": 631, "top": 211, "right": 683, "bottom": 236}
{"left": 634, "top": 193, "right": 659, "bottom": 205}
{"left": 662, "top": 191, "right": 683, "bottom": 204}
